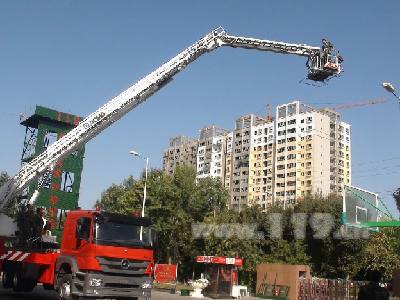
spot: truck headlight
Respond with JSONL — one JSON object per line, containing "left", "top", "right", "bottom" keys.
{"left": 141, "top": 280, "right": 153, "bottom": 289}
{"left": 89, "top": 278, "right": 103, "bottom": 287}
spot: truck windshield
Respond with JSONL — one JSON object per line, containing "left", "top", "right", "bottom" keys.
{"left": 94, "top": 221, "right": 153, "bottom": 248}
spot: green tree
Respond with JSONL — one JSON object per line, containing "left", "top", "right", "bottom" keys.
{"left": 201, "top": 205, "right": 309, "bottom": 290}
{"left": 393, "top": 188, "right": 400, "bottom": 213}
{"left": 96, "top": 165, "right": 229, "bottom": 280}
{"left": 147, "top": 166, "right": 229, "bottom": 275}
{"left": 202, "top": 206, "right": 266, "bottom": 289}
{"left": 96, "top": 176, "right": 142, "bottom": 213}
{"left": 294, "top": 195, "right": 367, "bottom": 279}
{"left": 0, "top": 171, "right": 15, "bottom": 215}
{"left": 0, "top": 171, "right": 10, "bottom": 187}
{"left": 358, "top": 228, "right": 400, "bottom": 281}
{"left": 99, "top": 170, "right": 399, "bottom": 284}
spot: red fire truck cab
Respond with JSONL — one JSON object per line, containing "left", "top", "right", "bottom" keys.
{"left": 0, "top": 210, "right": 155, "bottom": 300}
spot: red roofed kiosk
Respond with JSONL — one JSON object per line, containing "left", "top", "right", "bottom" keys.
{"left": 195, "top": 256, "right": 244, "bottom": 298}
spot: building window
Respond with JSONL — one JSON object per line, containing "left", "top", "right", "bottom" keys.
{"left": 288, "top": 104, "right": 297, "bottom": 116}
{"left": 43, "top": 131, "right": 58, "bottom": 151}
{"left": 60, "top": 171, "right": 75, "bottom": 193}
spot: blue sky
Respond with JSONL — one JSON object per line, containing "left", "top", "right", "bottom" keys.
{"left": 0, "top": 1, "right": 399, "bottom": 214}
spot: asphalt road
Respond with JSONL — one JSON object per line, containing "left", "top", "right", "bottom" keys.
{"left": 0, "top": 287, "right": 251, "bottom": 300}
{"left": 0, "top": 284, "right": 57, "bottom": 300}
{"left": 0, "top": 287, "right": 187, "bottom": 300}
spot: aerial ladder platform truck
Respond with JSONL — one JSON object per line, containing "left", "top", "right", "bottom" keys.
{"left": 0, "top": 27, "right": 342, "bottom": 300}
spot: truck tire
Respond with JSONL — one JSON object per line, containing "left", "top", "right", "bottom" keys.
{"left": 12, "top": 270, "right": 35, "bottom": 292}
{"left": 12, "top": 270, "right": 23, "bottom": 292}
{"left": 2, "top": 270, "right": 14, "bottom": 288}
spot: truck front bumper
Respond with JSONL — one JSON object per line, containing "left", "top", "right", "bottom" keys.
{"left": 73, "top": 272, "right": 152, "bottom": 299}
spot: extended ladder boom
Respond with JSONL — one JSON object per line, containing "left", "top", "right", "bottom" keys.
{"left": 220, "top": 34, "right": 320, "bottom": 57}
{"left": 0, "top": 27, "right": 342, "bottom": 209}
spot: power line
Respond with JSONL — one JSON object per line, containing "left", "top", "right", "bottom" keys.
{"left": 352, "top": 164, "right": 400, "bottom": 175}
{"left": 353, "top": 170, "right": 400, "bottom": 179}
{"left": 351, "top": 156, "right": 400, "bottom": 167}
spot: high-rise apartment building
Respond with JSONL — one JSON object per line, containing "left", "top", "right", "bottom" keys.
{"left": 226, "top": 115, "right": 275, "bottom": 210}
{"left": 248, "top": 118, "right": 275, "bottom": 209}
{"left": 224, "top": 132, "right": 233, "bottom": 191}
{"left": 322, "top": 108, "right": 351, "bottom": 194}
{"left": 196, "top": 126, "right": 229, "bottom": 180}
{"left": 162, "top": 136, "right": 198, "bottom": 175}
{"left": 162, "top": 101, "right": 351, "bottom": 209}
{"left": 274, "top": 101, "right": 351, "bottom": 207}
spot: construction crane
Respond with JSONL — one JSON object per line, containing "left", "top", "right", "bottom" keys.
{"left": 326, "top": 98, "right": 387, "bottom": 111}
{"left": 264, "top": 97, "right": 384, "bottom": 124}
{"left": 0, "top": 26, "right": 343, "bottom": 213}
{"left": 266, "top": 104, "right": 274, "bottom": 122}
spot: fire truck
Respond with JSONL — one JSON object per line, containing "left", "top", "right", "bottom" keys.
{"left": 0, "top": 27, "right": 342, "bottom": 299}
{"left": 1, "top": 210, "right": 154, "bottom": 299}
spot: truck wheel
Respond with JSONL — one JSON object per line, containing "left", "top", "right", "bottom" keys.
{"left": 12, "top": 271, "right": 35, "bottom": 292}
{"left": 12, "top": 271, "right": 23, "bottom": 292}
{"left": 2, "top": 270, "right": 14, "bottom": 288}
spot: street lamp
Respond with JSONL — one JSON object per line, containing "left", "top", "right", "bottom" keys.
{"left": 382, "top": 82, "right": 400, "bottom": 103}
{"left": 129, "top": 150, "right": 149, "bottom": 217}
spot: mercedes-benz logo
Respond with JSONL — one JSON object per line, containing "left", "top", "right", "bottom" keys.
{"left": 121, "top": 259, "right": 130, "bottom": 270}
